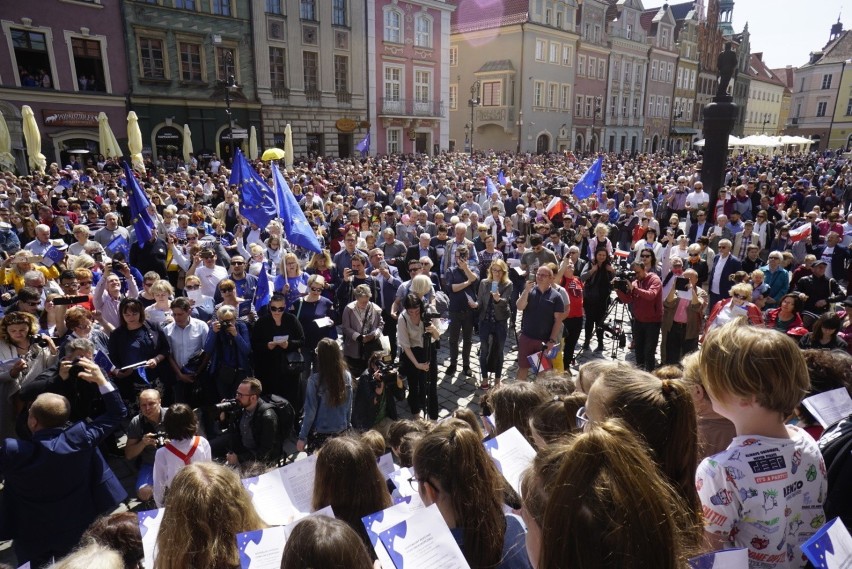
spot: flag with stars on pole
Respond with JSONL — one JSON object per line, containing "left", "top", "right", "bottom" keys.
{"left": 486, "top": 176, "right": 497, "bottom": 197}
{"left": 229, "top": 148, "right": 278, "bottom": 230}
{"left": 120, "top": 160, "right": 156, "bottom": 247}
{"left": 272, "top": 163, "right": 322, "bottom": 254}
{"left": 394, "top": 164, "right": 406, "bottom": 194}
{"left": 498, "top": 170, "right": 507, "bottom": 185}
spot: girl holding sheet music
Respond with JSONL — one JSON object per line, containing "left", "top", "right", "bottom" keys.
{"left": 412, "top": 419, "right": 532, "bottom": 569}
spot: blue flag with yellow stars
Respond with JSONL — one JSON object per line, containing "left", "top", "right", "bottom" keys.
{"left": 272, "top": 164, "right": 322, "bottom": 254}
{"left": 229, "top": 149, "right": 278, "bottom": 229}
{"left": 120, "top": 161, "right": 156, "bottom": 247}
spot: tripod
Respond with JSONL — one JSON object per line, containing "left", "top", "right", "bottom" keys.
{"left": 602, "top": 295, "right": 630, "bottom": 359}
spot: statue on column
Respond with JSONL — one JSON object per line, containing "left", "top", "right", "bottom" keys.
{"left": 716, "top": 42, "right": 738, "bottom": 99}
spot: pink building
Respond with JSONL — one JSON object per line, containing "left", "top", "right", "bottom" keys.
{"left": 0, "top": 1, "right": 129, "bottom": 170}
{"left": 572, "top": 0, "right": 610, "bottom": 153}
{"left": 366, "top": 0, "right": 455, "bottom": 155}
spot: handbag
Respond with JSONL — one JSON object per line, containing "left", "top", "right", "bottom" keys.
{"left": 181, "top": 349, "right": 207, "bottom": 375}
{"left": 285, "top": 351, "right": 305, "bottom": 373}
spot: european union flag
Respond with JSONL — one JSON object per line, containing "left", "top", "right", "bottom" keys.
{"left": 254, "top": 262, "right": 271, "bottom": 312}
{"left": 272, "top": 163, "right": 322, "bottom": 254}
{"left": 498, "top": 170, "right": 507, "bottom": 185}
{"left": 486, "top": 176, "right": 497, "bottom": 197}
{"left": 105, "top": 234, "right": 129, "bottom": 258}
{"left": 355, "top": 133, "right": 370, "bottom": 156}
{"left": 572, "top": 156, "right": 604, "bottom": 201}
{"left": 394, "top": 165, "right": 405, "bottom": 194}
{"left": 121, "top": 161, "right": 156, "bottom": 247}
{"left": 229, "top": 149, "right": 278, "bottom": 229}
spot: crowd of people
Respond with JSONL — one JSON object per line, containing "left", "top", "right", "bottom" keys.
{"left": 0, "top": 146, "right": 851, "bottom": 568}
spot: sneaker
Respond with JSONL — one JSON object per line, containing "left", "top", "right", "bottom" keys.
{"left": 479, "top": 380, "right": 491, "bottom": 389}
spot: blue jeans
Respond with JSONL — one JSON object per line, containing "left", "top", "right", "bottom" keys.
{"left": 479, "top": 318, "right": 508, "bottom": 380}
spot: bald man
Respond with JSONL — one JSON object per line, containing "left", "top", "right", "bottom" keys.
{"left": 0, "top": 358, "right": 126, "bottom": 567}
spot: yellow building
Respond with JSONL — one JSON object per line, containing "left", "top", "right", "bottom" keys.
{"left": 829, "top": 60, "right": 852, "bottom": 149}
{"left": 742, "top": 53, "right": 785, "bottom": 136}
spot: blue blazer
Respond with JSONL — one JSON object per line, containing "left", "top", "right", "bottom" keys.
{"left": 0, "top": 388, "right": 127, "bottom": 565}
{"left": 709, "top": 254, "right": 743, "bottom": 298}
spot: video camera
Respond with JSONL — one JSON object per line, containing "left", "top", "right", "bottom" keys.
{"left": 214, "top": 399, "right": 241, "bottom": 414}
{"left": 611, "top": 258, "right": 636, "bottom": 295}
{"left": 600, "top": 321, "right": 628, "bottom": 348}
{"left": 421, "top": 311, "right": 441, "bottom": 327}
{"left": 375, "top": 354, "right": 405, "bottom": 402}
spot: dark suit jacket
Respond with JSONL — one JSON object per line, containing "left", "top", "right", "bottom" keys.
{"left": 403, "top": 244, "right": 440, "bottom": 280}
{"left": 708, "top": 254, "right": 742, "bottom": 298}
{"left": 0, "top": 387, "right": 127, "bottom": 565}
{"left": 371, "top": 273, "right": 403, "bottom": 313}
{"left": 687, "top": 221, "right": 711, "bottom": 243}
{"left": 810, "top": 244, "right": 851, "bottom": 282}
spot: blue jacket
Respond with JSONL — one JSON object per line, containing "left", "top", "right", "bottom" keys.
{"left": 204, "top": 319, "right": 252, "bottom": 374}
{"left": 0, "top": 387, "right": 127, "bottom": 565}
{"left": 299, "top": 371, "right": 352, "bottom": 440}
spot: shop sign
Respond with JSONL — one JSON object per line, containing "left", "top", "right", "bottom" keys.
{"left": 42, "top": 109, "right": 99, "bottom": 127}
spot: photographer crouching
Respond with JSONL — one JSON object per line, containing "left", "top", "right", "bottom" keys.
{"left": 615, "top": 259, "right": 662, "bottom": 371}
{"left": 351, "top": 350, "right": 403, "bottom": 436}
{"left": 209, "top": 377, "right": 282, "bottom": 469}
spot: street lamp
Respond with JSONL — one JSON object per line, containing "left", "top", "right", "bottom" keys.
{"left": 762, "top": 114, "right": 771, "bottom": 134}
{"left": 516, "top": 111, "right": 523, "bottom": 153}
{"left": 468, "top": 80, "right": 481, "bottom": 154}
{"left": 464, "top": 123, "right": 470, "bottom": 153}
{"left": 588, "top": 96, "right": 602, "bottom": 153}
{"left": 217, "top": 50, "right": 239, "bottom": 163}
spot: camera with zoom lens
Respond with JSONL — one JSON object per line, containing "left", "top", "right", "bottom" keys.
{"left": 30, "top": 335, "right": 49, "bottom": 348}
{"left": 421, "top": 311, "right": 441, "bottom": 327}
{"left": 214, "top": 399, "right": 241, "bottom": 414}
{"left": 375, "top": 354, "right": 405, "bottom": 402}
{"left": 611, "top": 259, "right": 636, "bottom": 294}
{"left": 69, "top": 357, "right": 85, "bottom": 382}
{"left": 599, "top": 321, "right": 628, "bottom": 348}
{"left": 154, "top": 431, "right": 168, "bottom": 448}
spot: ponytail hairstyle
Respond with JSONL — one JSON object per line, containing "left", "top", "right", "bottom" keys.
{"left": 525, "top": 420, "right": 695, "bottom": 569}
{"left": 529, "top": 393, "right": 587, "bottom": 448}
{"left": 589, "top": 365, "right": 702, "bottom": 544}
{"left": 413, "top": 419, "right": 506, "bottom": 569}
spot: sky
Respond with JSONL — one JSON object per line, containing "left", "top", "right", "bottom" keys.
{"left": 729, "top": 0, "right": 848, "bottom": 69}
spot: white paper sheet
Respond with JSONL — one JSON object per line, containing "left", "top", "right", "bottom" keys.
{"left": 801, "top": 517, "right": 852, "bottom": 569}
{"left": 482, "top": 426, "right": 537, "bottom": 494}
{"left": 137, "top": 508, "right": 165, "bottom": 569}
{"left": 241, "top": 455, "right": 317, "bottom": 526}
{"left": 236, "top": 506, "right": 336, "bottom": 569}
{"left": 802, "top": 388, "right": 852, "bottom": 429}
{"left": 687, "top": 548, "right": 748, "bottom": 569}
{"left": 377, "top": 452, "right": 399, "bottom": 478}
{"left": 313, "top": 316, "right": 335, "bottom": 328}
{"left": 377, "top": 504, "right": 471, "bottom": 569}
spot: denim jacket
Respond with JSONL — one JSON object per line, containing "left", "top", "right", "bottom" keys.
{"left": 299, "top": 371, "right": 352, "bottom": 440}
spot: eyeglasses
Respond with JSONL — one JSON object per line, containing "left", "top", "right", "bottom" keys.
{"left": 732, "top": 293, "right": 748, "bottom": 301}
{"left": 231, "top": 261, "right": 245, "bottom": 266}
{"left": 185, "top": 284, "right": 200, "bottom": 290}
{"left": 235, "top": 391, "right": 252, "bottom": 398}
{"left": 143, "top": 281, "right": 156, "bottom": 287}
{"left": 640, "top": 254, "right": 651, "bottom": 258}
{"left": 719, "top": 245, "right": 730, "bottom": 250}
{"left": 310, "top": 287, "right": 323, "bottom": 293}
{"left": 407, "top": 477, "right": 424, "bottom": 492}
{"left": 269, "top": 306, "right": 286, "bottom": 313}
{"left": 220, "top": 287, "right": 235, "bottom": 293}
{"left": 78, "top": 281, "right": 92, "bottom": 286}
{"left": 575, "top": 406, "right": 589, "bottom": 429}
{"left": 22, "top": 301, "right": 39, "bottom": 307}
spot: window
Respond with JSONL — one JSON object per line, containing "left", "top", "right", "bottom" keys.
{"left": 548, "top": 83, "right": 558, "bottom": 108}
{"left": 300, "top": 0, "right": 316, "bottom": 20}
{"left": 622, "top": 96, "right": 628, "bottom": 117}
{"left": 332, "top": 0, "right": 347, "bottom": 26}
{"left": 662, "top": 97, "right": 669, "bottom": 117}
{"left": 676, "top": 68, "right": 683, "bottom": 89}
{"left": 265, "top": 0, "right": 281, "bottom": 14}
{"left": 139, "top": 37, "right": 165, "bottom": 79}
{"left": 598, "top": 60, "right": 605, "bottom": 79}
{"left": 211, "top": 0, "right": 230, "bottom": 16}
{"left": 545, "top": 8, "right": 552, "bottom": 25}
{"left": 661, "top": 28, "right": 669, "bottom": 48}
{"left": 414, "top": 69, "right": 431, "bottom": 113}
{"left": 384, "top": 9, "right": 402, "bottom": 43}
{"left": 623, "top": 62, "right": 630, "bottom": 83}
{"left": 817, "top": 101, "right": 828, "bottom": 117}
{"left": 610, "top": 95, "right": 617, "bottom": 118}
{"left": 384, "top": 66, "right": 402, "bottom": 113}
{"left": 690, "top": 69, "right": 696, "bottom": 90}
{"left": 822, "top": 74, "right": 832, "bottom": 90}
{"left": 585, "top": 96, "right": 593, "bottom": 117}
{"left": 648, "top": 95, "right": 655, "bottom": 116}
{"left": 665, "top": 62, "right": 672, "bottom": 83}
{"left": 415, "top": 15, "right": 432, "bottom": 48}
{"left": 215, "top": 47, "right": 235, "bottom": 81}
{"left": 72, "top": 37, "right": 106, "bottom": 92}
{"left": 450, "top": 46, "right": 458, "bottom": 66}
{"left": 656, "top": 97, "right": 662, "bottom": 117}
{"left": 482, "top": 81, "right": 501, "bottom": 106}
{"left": 534, "top": 81, "right": 545, "bottom": 107}
{"left": 535, "top": 39, "right": 546, "bottom": 61}
{"left": 302, "top": 51, "right": 319, "bottom": 93}
{"left": 449, "top": 84, "right": 458, "bottom": 110}
{"left": 549, "top": 42, "right": 559, "bottom": 64}
{"left": 556, "top": 11, "right": 563, "bottom": 29}
{"left": 846, "top": 98, "right": 852, "bottom": 116}
{"left": 175, "top": 0, "right": 196, "bottom": 9}
{"left": 388, "top": 128, "right": 401, "bottom": 154}
{"left": 561, "top": 44, "right": 572, "bottom": 66}
{"left": 575, "top": 94, "right": 583, "bottom": 117}
{"left": 561, "top": 85, "right": 571, "bottom": 110}
{"left": 577, "top": 54, "right": 585, "bottom": 76}
{"left": 12, "top": 29, "right": 54, "bottom": 88}
{"left": 651, "top": 60, "right": 658, "bottom": 81}
{"left": 179, "top": 42, "right": 203, "bottom": 82}
{"left": 588, "top": 57, "right": 595, "bottom": 77}
{"left": 269, "top": 47, "right": 286, "bottom": 88}
{"left": 334, "top": 54, "right": 348, "bottom": 93}
{"left": 635, "top": 64, "right": 642, "bottom": 85}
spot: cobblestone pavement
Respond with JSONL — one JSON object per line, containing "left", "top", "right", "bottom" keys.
{"left": 0, "top": 307, "right": 649, "bottom": 566}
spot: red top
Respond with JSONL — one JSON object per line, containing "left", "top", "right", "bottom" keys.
{"left": 561, "top": 276, "right": 584, "bottom": 318}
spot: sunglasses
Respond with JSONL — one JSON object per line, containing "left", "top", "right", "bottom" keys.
{"left": 220, "top": 287, "right": 235, "bottom": 293}
{"left": 185, "top": 284, "right": 200, "bottom": 290}
{"left": 231, "top": 261, "right": 245, "bottom": 265}
{"left": 269, "top": 306, "right": 285, "bottom": 312}
{"left": 733, "top": 294, "right": 748, "bottom": 301}
{"left": 310, "top": 287, "right": 323, "bottom": 293}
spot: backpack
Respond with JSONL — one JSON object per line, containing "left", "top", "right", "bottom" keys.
{"left": 818, "top": 414, "right": 852, "bottom": 529}
{"left": 261, "top": 394, "right": 296, "bottom": 446}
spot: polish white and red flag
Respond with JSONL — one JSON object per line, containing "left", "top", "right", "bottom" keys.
{"left": 545, "top": 196, "right": 566, "bottom": 220}
{"left": 789, "top": 223, "right": 811, "bottom": 243}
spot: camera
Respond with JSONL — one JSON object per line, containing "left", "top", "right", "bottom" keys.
{"left": 375, "top": 355, "right": 405, "bottom": 402}
{"left": 214, "top": 399, "right": 241, "bottom": 413}
{"left": 600, "top": 321, "right": 628, "bottom": 348}
{"left": 154, "top": 431, "right": 168, "bottom": 448}
{"left": 69, "top": 357, "right": 85, "bottom": 381}
{"left": 611, "top": 259, "right": 636, "bottom": 295}
{"left": 457, "top": 249, "right": 468, "bottom": 261}
{"left": 112, "top": 261, "right": 126, "bottom": 273}
{"left": 220, "top": 320, "right": 232, "bottom": 330}
{"left": 30, "top": 335, "right": 49, "bottom": 348}
{"left": 421, "top": 311, "right": 441, "bottom": 327}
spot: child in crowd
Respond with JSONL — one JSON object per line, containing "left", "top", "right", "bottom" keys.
{"left": 697, "top": 319, "right": 826, "bottom": 568}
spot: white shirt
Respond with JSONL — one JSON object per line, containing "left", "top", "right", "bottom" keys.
{"left": 163, "top": 317, "right": 209, "bottom": 367}
{"left": 194, "top": 264, "right": 228, "bottom": 297}
{"left": 711, "top": 254, "right": 730, "bottom": 295}
{"left": 153, "top": 436, "right": 212, "bottom": 507}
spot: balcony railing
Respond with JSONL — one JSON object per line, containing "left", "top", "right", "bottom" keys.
{"left": 272, "top": 85, "right": 290, "bottom": 99}
{"left": 336, "top": 91, "right": 352, "bottom": 104}
{"left": 305, "top": 88, "right": 321, "bottom": 102}
{"left": 474, "top": 105, "right": 516, "bottom": 133}
{"left": 378, "top": 97, "right": 445, "bottom": 117}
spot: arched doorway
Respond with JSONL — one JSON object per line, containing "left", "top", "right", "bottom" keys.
{"left": 810, "top": 135, "right": 821, "bottom": 150}
{"left": 152, "top": 125, "right": 183, "bottom": 164}
{"left": 590, "top": 134, "right": 598, "bottom": 153}
{"left": 651, "top": 135, "right": 659, "bottom": 153}
{"left": 574, "top": 135, "right": 584, "bottom": 153}
{"left": 846, "top": 133, "right": 852, "bottom": 150}
{"left": 674, "top": 139, "right": 683, "bottom": 153}
{"left": 536, "top": 133, "right": 550, "bottom": 154}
